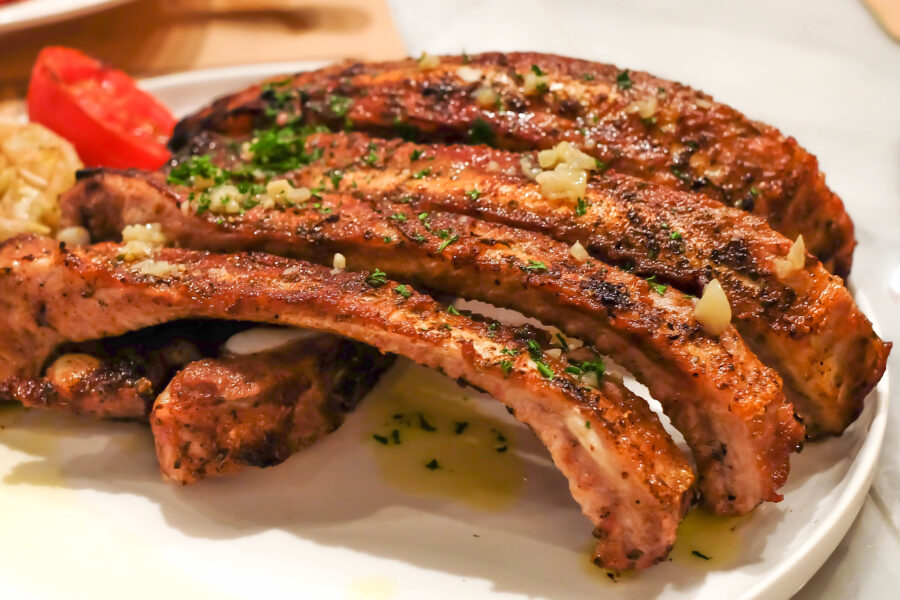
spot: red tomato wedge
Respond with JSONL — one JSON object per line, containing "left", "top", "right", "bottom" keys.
{"left": 27, "top": 46, "right": 176, "bottom": 170}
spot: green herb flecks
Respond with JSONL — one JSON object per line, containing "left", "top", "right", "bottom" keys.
{"left": 616, "top": 70, "right": 633, "bottom": 90}
{"left": 522, "top": 260, "right": 548, "bottom": 272}
{"left": 393, "top": 284, "right": 412, "bottom": 299}
{"left": 366, "top": 268, "right": 388, "bottom": 288}
{"left": 645, "top": 275, "right": 667, "bottom": 295}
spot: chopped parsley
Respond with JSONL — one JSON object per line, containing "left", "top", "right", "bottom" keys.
{"left": 530, "top": 64, "right": 545, "bottom": 76}
{"left": 372, "top": 434, "right": 389, "bottom": 445}
{"left": 670, "top": 166, "right": 692, "bottom": 183}
{"left": 691, "top": 550, "right": 711, "bottom": 561}
{"left": 575, "top": 198, "right": 589, "bottom": 216}
{"left": 412, "top": 168, "right": 432, "bottom": 179}
{"left": 328, "top": 94, "right": 352, "bottom": 117}
{"left": 499, "top": 360, "right": 513, "bottom": 375}
{"left": 364, "top": 142, "right": 378, "bottom": 166}
{"left": 594, "top": 158, "right": 608, "bottom": 171}
{"left": 425, "top": 459, "right": 441, "bottom": 470}
{"left": 585, "top": 421, "right": 591, "bottom": 429}
{"left": 566, "top": 357, "right": 606, "bottom": 378}
{"left": 616, "top": 69, "right": 633, "bottom": 90}
{"left": 366, "top": 268, "right": 388, "bottom": 288}
{"left": 419, "top": 415, "right": 437, "bottom": 432}
{"left": 468, "top": 118, "right": 495, "bottom": 144}
{"left": 467, "top": 188, "right": 481, "bottom": 201}
{"left": 393, "top": 284, "right": 412, "bottom": 299}
{"left": 583, "top": 73, "right": 595, "bottom": 81}
{"left": 535, "top": 362, "right": 555, "bottom": 379}
{"left": 454, "top": 421, "right": 469, "bottom": 435}
{"left": 500, "top": 348, "right": 519, "bottom": 356}
{"left": 554, "top": 333, "right": 570, "bottom": 352}
{"left": 390, "top": 213, "right": 407, "bottom": 222}
{"left": 410, "top": 149, "right": 424, "bottom": 161}
{"left": 750, "top": 186, "right": 761, "bottom": 197}
{"left": 437, "top": 233, "right": 460, "bottom": 252}
{"left": 328, "top": 169, "right": 343, "bottom": 189}
{"left": 523, "top": 260, "right": 548, "bottom": 272}
{"left": 447, "top": 305, "right": 460, "bottom": 316}
{"left": 645, "top": 275, "right": 667, "bottom": 295}
{"left": 669, "top": 230, "right": 683, "bottom": 241}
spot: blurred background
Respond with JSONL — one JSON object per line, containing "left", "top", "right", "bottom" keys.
{"left": 0, "top": 0, "right": 897, "bottom": 597}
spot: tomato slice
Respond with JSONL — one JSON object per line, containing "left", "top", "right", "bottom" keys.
{"left": 27, "top": 46, "right": 176, "bottom": 170}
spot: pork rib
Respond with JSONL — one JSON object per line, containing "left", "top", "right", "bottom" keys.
{"left": 153, "top": 334, "right": 394, "bottom": 484}
{"left": 162, "top": 130, "right": 886, "bottom": 438}
{"left": 0, "top": 234, "right": 694, "bottom": 570}
{"left": 63, "top": 168, "right": 801, "bottom": 514}
{"left": 169, "top": 52, "right": 855, "bottom": 276}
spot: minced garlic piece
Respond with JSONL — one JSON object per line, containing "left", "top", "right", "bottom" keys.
{"left": 131, "top": 259, "right": 183, "bottom": 278}
{"left": 417, "top": 52, "right": 440, "bottom": 70}
{"left": 693, "top": 279, "right": 731, "bottom": 336}
{"left": 266, "top": 179, "right": 311, "bottom": 205}
{"left": 545, "top": 348, "right": 562, "bottom": 359}
{"left": 331, "top": 252, "right": 346, "bottom": 273}
{"left": 520, "top": 156, "right": 542, "bottom": 180}
{"left": 119, "top": 223, "right": 167, "bottom": 261}
{"left": 535, "top": 163, "right": 587, "bottom": 201}
{"left": 537, "top": 141, "right": 595, "bottom": 170}
{"left": 457, "top": 66, "right": 483, "bottom": 82}
{"left": 522, "top": 71, "right": 549, "bottom": 95}
{"left": 56, "top": 226, "right": 90, "bottom": 246}
{"left": 582, "top": 371, "right": 600, "bottom": 389}
{"left": 474, "top": 87, "right": 497, "bottom": 108}
{"left": 569, "top": 241, "right": 589, "bottom": 262}
{"left": 774, "top": 235, "right": 806, "bottom": 279}
{"left": 626, "top": 96, "right": 658, "bottom": 119}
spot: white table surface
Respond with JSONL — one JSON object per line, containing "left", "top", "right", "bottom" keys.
{"left": 386, "top": 0, "right": 900, "bottom": 597}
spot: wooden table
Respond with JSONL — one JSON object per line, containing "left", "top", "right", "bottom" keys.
{"left": 0, "top": 0, "right": 407, "bottom": 98}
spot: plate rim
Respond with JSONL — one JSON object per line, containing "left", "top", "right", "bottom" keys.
{"left": 27, "top": 59, "right": 896, "bottom": 600}
{"left": 0, "top": 0, "right": 133, "bottom": 34}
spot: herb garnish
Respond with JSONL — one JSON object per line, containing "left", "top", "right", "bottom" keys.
{"left": 425, "top": 459, "right": 441, "bottom": 470}
{"left": 616, "top": 70, "right": 633, "bottom": 90}
{"left": 467, "top": 188, "right": 481, "bottom": 201}
{"left": 646, "top": 275, "right": 667, "bottom": 295}
{"left": 394, "top": 284, "right": 412, "bottom": 299}
{"left": 366, "top": 268, "right": 388, "bottom": 288}
{"left": 523, "top": 260, "right": 548, "bottom": 272}
{"left": 412, "top": 168, "right": 432, "bottom": 179}
{"left": 575, "top": 198, "right": 589, "bottom": 216}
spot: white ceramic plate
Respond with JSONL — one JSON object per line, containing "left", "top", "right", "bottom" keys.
{"left": 0, "top": 0, "right": 132, "bottom": 35}
{"left": 0, "top": 62, "right": 888, "bottom": 600}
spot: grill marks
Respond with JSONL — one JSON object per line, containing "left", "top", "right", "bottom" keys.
{"left": 170, "top": 51, "right": 856, "bottom": 277}
{"left": 62, "top": 168, "right": 800, "bottom": 515}
{"left": 0, "top": 235, "right": 694, "bottom": 571}
{"left": 236, "top": 131, "right": 884, "bottom": 439}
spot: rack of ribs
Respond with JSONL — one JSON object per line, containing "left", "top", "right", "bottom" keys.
{"left": 0, "top": 235, "right": 694, "bottom": 570}
{"left": 168, "top": 52, "right": 856, "bottom": 277}
{"left": 63, "top": 166, "right": 804, "bottom": 515}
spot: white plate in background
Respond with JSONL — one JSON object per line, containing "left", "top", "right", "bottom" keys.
{"left": 0, "top": 0, "right": 132, "bottom": 35}
{"left": 0, "top": 62, "right": 888, "bottom": 600}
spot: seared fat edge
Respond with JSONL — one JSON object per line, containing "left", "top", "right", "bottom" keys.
{"left": 153, "top": 336, "right": 393, "bottom": 484}
{"left": 163, "top": 130, "right": 884, "bottom": 439}
{"left": 168, "top": 52, "right": 855, "bottom": 277}
{"left": 0, "top": 235, "right": 694, "bottom": 571}
{"left": 62, "top": 169, "right": 801, "bottom": 514}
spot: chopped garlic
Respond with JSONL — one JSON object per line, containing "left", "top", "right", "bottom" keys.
{"left": 130, "top": 259, "right": 183, "bottom": 278}
{"left": 626, "top": 96, "right": 658, "bottom": 119}
{"left": 536, "top": 163, "right": 587, "bottom": 201}
{"left": 457, "top": 66, "right": 483, "bottom": 83}
{"left": 417, "top": 52, "right": 440, "bottom": 70}
{"left": 695, "top": 98, "right": 713, "bottom": 109}
{"left": 582, "top": 371, "right": 600, "bottom": 389}
{"left": 569, "top": 241, "right": 590, "bottom": 262}
{"left": 119, "top": 223, "right": 167, "bottom": 261}
{"left": 522, "top": 71, "right": 549, "bottom": 95}
{"left": 331, "top": 252, "right": 346, "bottom": 273}
{"left": 520, "top": 156, "right": 542, "bottom": 180}
{"left": 693, "top": 279, "right": 731, "bottom": 336}
{"left": 545, "top": 348, "right": 562, "bottom": 359}
{"left": 266, "top": 179, "right": 311, "bottom": 204}
{"left": 774, "top": 235, "right": 806, "bottom": 279}
{"left": 474, "top": 87, "right": 497, "bottom": 108}
{"left": 56, "top": 226, "right": 90, "bottom": 246}
{"left": 537, "top": 141, "right": 595, "bottom": 170}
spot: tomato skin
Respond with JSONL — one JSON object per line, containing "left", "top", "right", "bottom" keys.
{"left": 27, "top": 46, "right": 176, "bottom": 170}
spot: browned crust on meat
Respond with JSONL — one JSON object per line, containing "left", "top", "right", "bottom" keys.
{"left": 60, "top": 168, "right": 803, "bottom": 513}
{"left": 152, "top": 336, "right": 394, "bottom": 484}
{"left": 170, "top": 52, "right": 855, "bottom": 276}
{"left": 0, "top": 234, "right": 694, "bottom": 570}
